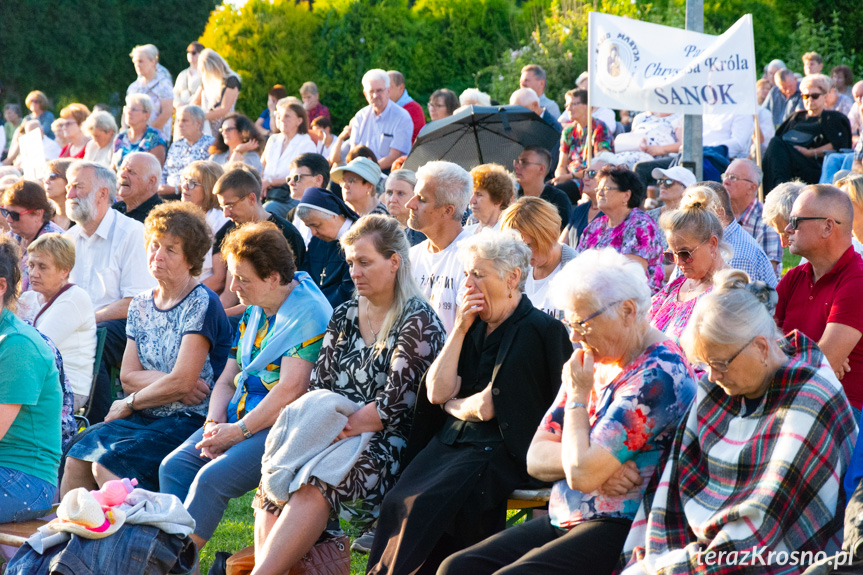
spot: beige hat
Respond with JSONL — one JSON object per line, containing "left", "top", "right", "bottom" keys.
{"left": 48, "top": 488, "right": 125, "bottom": 539}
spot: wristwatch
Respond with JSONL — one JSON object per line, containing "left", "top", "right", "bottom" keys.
{"left": 565, "top": 400, "right": 587, "bottom": 411}
{"left": 125, "top": 392, "right": 137, "bottom": 412}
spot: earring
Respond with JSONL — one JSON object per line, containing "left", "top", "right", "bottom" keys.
{"left": 508, "top": 292, "right": 512, "bottom": 299}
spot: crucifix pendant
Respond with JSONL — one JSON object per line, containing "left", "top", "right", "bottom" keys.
{"left": 320, "top": 267, "right": 327, "bottom": 285}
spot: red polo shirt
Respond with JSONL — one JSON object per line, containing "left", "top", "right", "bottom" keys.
{"left": 775, "top": 246, "right": 863, "bottom": 408}
{"left": 403, "top": 100, "right": 426, "bottom": 143}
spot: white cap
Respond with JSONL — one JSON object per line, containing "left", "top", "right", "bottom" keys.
{"left": 651, "top": 166, "right": 696, "bottom": 188}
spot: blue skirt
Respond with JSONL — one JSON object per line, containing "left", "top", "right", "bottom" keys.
{"left": 67, "top": 412, "right": 204, "bottom": 491}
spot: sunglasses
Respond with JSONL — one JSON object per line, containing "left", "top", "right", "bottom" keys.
{"left": 662, "top": 239, "right": 708, "bottom": 265}
{"left": 801, "top": 92, "right": 824, "bottom": 100}
{"left": 287, "top": 173, "right": 313, "bottom": 185}
{"left": 0, "top": 207, "right": 37, "bottom": 222}
{"left": 219, "top": 126, "right": 237, "bottom": 134}
{"left": 787, "top": 216, "right": 839, "bottom": 229}
{"left": 658, "top": 178, "right": 679, "bottom": 188}
{"left": 43, "top": 173, "right": 64, "bottom": 182}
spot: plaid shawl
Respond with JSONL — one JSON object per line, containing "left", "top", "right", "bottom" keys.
{"left": 619, "top": 331, "right": 857, "bottom": 575}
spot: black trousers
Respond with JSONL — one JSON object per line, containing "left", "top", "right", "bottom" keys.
{"left": 89, "top": 318, "right": 127, "bottom": 424}
{"left": 437, "top": 515, "right": 632, "bottom": 575}
{"left": 763, "top": 137, "right": 822, "bottom": 192}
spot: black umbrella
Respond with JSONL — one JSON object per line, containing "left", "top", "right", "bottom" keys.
{"left": 402, "top": 105, "right": 561, "bottom": 172}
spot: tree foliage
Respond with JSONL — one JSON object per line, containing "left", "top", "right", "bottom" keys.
{"left": 0, "top": 0, "right": 217, "bottom": 111}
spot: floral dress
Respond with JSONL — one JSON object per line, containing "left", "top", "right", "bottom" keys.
{"left": 306, "top": 296, "right": 445, "bottom": 527}
{"left": 649, "top": 275, "right": 712, "bottom": 345}
{"left": 540, "top": 340, "right": 696, "bottom": 530}
{"left": 577, "top": 208, "right": 664, "bottom": 293}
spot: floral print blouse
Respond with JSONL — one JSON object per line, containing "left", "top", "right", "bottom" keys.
{"left": 577, "top": 208, "right": 664, "bottom": 293}
{"left": 649, "top": 275, "right": 712, "bottom": 345}
{"left": 560, "top": 118, "right": 614, "bottom": 175}
{"left": 540, "top": 340, "right": 696, "bottom": 530}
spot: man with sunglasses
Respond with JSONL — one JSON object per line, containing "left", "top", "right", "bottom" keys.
{"left": 776, "top": 185, "right": 863, "bottom": 419}
{"left": 723, "top": 158, "right": 782, "bottom": 277}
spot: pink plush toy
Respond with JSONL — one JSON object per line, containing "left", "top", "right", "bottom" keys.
{"left": 91, "top": 477, "right": 138, "bottom": 507}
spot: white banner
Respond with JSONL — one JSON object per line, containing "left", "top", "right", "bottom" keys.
{"left": 588, "top": 13, "right": 757, "bottom": 115}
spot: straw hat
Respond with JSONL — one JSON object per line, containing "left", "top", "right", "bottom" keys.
{"left": 48, "top": 488, "right": 125, "bottom": 539}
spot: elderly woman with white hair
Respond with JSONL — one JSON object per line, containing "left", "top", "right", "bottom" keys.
{"left": 126, "top": 44, "right": 174, "bottom": 143}
{"left": 459, "top": 88, "right": 492, "bottom": 107}
{"left": 112, "top": 93, "right": 167, "bottom": 170}
{"left": 194, "top": 48, "right": 241, "bottom": 137}
{"left": 439, "top": 248, "right": 696, "bottom": 575}
{"left": 764, "top": 74, "right": 852, "bottom": 190}
{"left": 158, "top": 105, "right": 214, "bottom": 198}
{"left": 762, "top": 180, "right": 806, "bottom": 250}
{"left": 619, "top": 270, "right": 856, "bottom": 574}
{"left": 82, "top": 111, "right": 118, "bottom": 166}
{"left": 367, "top": 231, "right": 572, "bottom": 575}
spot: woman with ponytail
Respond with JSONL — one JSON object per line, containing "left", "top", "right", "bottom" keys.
{"left": 619, "top": 269, "right": 857, "bottom": 574}
{"left": 648, "top": 186, "right": 728, "bottom": 345}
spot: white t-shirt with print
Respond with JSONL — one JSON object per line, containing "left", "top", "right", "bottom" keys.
{"left": 410, "top": 229, "right": 471, "bottom": 334}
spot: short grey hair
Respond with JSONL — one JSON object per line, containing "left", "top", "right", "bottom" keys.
{"left": 732, "top": 158, "right": 762, "bottom": 187}
{"left": 70, "top": 160, "right": 118, "bottom": 203}
{"left": 509, "top": 88, "right": 539, "bottom": 108}
{"left": 681, "top": 269, "right": 781, "bottom": 364}
{"left": 126, "top": 93, "right": 154, "bottom": 115}
{"left": 387, "top": 169, "right": 417, "bottom": 189}
{"left": 550, "top": 247, "right": 652, "bottom": 323}
{"left": 178, "top": 105, "right": 205, "bottom": 126}
{"left": 416, "top": 161, "right": 472, "bottom": 220}
{"left": 300, "top": 81, "right": 319, "bottom": 96}
{"left": 522, "top": 64, "right": 547, "bottom": 82}
{"left": 763, "top": 181, "right": 805, "bottom": 226}
{"left": 458, "top": 230, "right": 531, "bottom": 292}
{"left": 802, "top": 74, "right": 832, "bottom": 95}
{"left": 123, "top": 152, "right": 162, "bottom": 184}
{"left": 362, "top": 69, "right": 390, "bottom": 90}
{"left": 130, "top": 44, "right": 159, "bottom": 62}
{"left": 82, "top": 110, "right": 118, "bottom": 136}
{"left": 459, "top": 88, "right": 491, "bottom": 107}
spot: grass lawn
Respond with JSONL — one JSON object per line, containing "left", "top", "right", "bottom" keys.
{"left": 782, "top": 247, "right": 801, "bottom": 275}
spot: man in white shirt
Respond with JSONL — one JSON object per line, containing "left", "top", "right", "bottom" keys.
{"left": 406, "top": 161, "right": 473, "bottom": 333}
{"left": 65, "top": 160, "right": 156, "bottom": 422}
{"left": 331, "top": 69, "right": 413, "bottom": 171}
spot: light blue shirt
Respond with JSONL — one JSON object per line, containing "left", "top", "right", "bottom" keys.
{"left": 349, "top": 100, "right": 413, "bottom": 159}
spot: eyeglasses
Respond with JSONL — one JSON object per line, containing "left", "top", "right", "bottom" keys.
{"left": 596, "top": 186, "right": 621, "bottom": 193}
{"left": 427, "top": 102, "right": 443, "bottom": 109}
{"left": 181, "top": 178, "right": 201, "bottom": 191}
{"left": 43, "top": 173, "right": 64, "bottom": 182}
{"left": 219, "top": 126, "right": 237, "bottom": 134}
{"left": 513, "top": 158, "right": 544, "bottom": 168}
{"left": 584, "top": 169, "right": 598, "bottom": 180}
{"left": 720, "top": 173, "right": 756, "bottom": 185}
{"left": 658, "top": 178, "right": 679, "bottom": 188}
{"left": 218, "top": 197, "right": 245, "bottom": 211}
{"left": 562, "top": 301, "right": 622, "bottom": 336}
{"left": 0, "top": 207, "right": 37, "bottom": 222}
{"left": 662, "top": 239, "right": 708, "bottom": 265}
{"left": 186, "top": 50, "right": 199, "bottom": 55}
{"left": 287, "top": 173, "right": 313, "bottom": 185}
{"left": 123, "top": 106, "right": 145, "bottom": 114}
{"left": 787, "top": 216, "right": 840, "bottom": 229}
{"left": 699, "top": 336, "right": 755, "bottom": 373}
{"left": 801, "top": 92, "right": 824, "bottom": 100}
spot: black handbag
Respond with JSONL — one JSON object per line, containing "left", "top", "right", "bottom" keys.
{"left": 782, "top": 129, "right": 816, "bottom": 146}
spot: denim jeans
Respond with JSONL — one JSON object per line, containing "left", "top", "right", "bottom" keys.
{"left": 159, "top": 426, "right": 270, "bottom": 540}
{"left": 0, "top": 467, "right": 55, "bottom": 522}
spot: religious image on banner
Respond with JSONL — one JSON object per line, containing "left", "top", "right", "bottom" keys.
{"left": 588, "top": 13, "right": 757, "bottom": 116}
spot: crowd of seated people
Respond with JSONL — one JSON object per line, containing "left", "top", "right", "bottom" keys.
{"left": 4, "top": 46, "right": 863, "bottom": 575}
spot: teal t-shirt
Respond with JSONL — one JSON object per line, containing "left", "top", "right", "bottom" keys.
{"left": 0, "top": 308, "right": 61, "bottom": 485}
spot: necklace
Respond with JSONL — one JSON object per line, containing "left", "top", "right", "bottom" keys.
{"left": 160, "top": 275, "right": 194, "bottom": 308}
{"left": 365, "top": 299, "right": 381, "bottom": 340}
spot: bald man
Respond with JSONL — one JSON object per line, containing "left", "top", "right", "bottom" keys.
{"left": 114, "top": 151, "right": 163, "bottom": 223}
{"left": 776, "top": 185, "right": 863, "bottom": 417}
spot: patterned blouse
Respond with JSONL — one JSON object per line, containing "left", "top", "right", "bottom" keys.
{"left": 307, "top": 296, "right": 445, "bottom": 525}
{"left": 227, "top": 305, "right": 325, "bottom": 423}
{"left": 112, "top": 127, "right": 167, "bottom": 171}
{"left": 649, "top": 274, "right": 712, "bottom": 345}
{"left": 560, "top": 117, "right": 614, "bottom": 174}
{"left": 126, "top": 74, "right": 174, "bottom": 142}
{"left": 577, "top": 208, "right": 664, "bottom": 293}
{"left": 540, "top": 340, "right": 696, "bottom": 530}
{"left": 161, "top": 134, "right": 214, "bottom": 187}
{"left": 126, "top": 284, "right": 231, "bottom": 418}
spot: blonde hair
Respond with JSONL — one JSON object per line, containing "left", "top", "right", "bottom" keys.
{"left": 680, "top": 269, "right": 781, "bottom": 365}
{"left": 340, "top": 215, "right": 421, "bottom": 354}
{"left": 60, "top": 103, "right": 91, "bottom": 126}
{"left": 130, "top": 44, "right": 159, "bottom": 62}
{"left": 182, "top": 161, "right": 224, "bottom": 212}
{"left": 499, "top": 196, "right": 561, "bottom": 256}
{"left": 836, "top": 173, "right": 863, "bottom": 209}
{"left": 197, "top": 49, "right": 240, "bottom": 83}
{"left": 661, "top": 187, "right": 725, "bottom": 242}
{"left": 27, "top": 233, "right": 75, "bottom": 272}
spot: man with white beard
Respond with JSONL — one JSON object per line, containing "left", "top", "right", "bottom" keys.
{"left": 64, "top": 160, "right": 155, "bottom": 423}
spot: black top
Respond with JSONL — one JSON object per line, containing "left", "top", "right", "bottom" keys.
{"left": 214, "top": 213, "right": 306, "bottom": 269}
{"left": 777, "top": 110, "right": 852, "bottom": 154}
{"left": 300, "top": 235, "right": 354, "bottom": 309}
{"left": 406, "top": 294, "right": 571, "bottom": 465}
{"left": 112, "top": 193, "right": 163, "bottom": 224}
{"left": 519, "top": 185, "right": 571, "bottom": 231}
